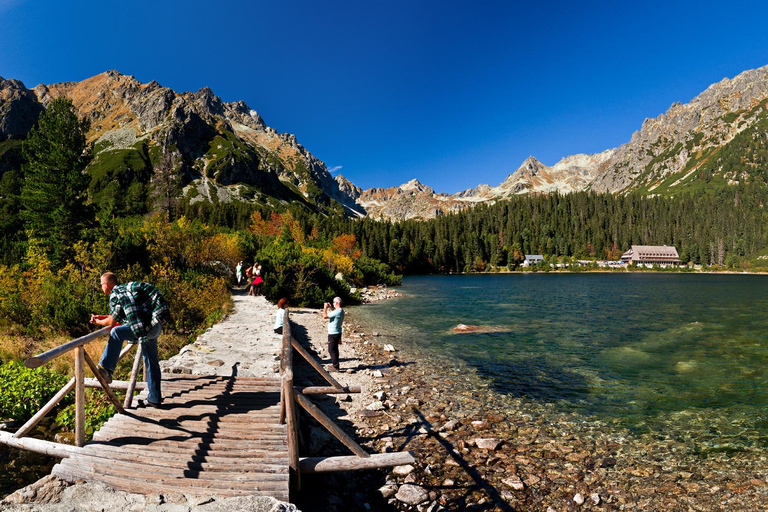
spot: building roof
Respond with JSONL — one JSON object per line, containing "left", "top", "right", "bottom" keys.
{"left": 621, "top": 245, "right": 680, "bottom": 260}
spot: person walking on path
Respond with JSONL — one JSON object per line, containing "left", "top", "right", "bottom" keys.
{"left": 322, "top": 297, "right": 345, "bottom": 372}
{"left": 236, "top": 261, "right": 243, "bottom": 285}
{"left": 90, "top": 272, "right": 170, "bottom": 408}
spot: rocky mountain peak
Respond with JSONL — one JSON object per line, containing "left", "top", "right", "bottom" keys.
{"left": 400, "top": 179, "right": 433, "bottom": 195}
{"left": 335, "top": 175, "right": 362, "bottom": 201}
{"left": 0, "top": 77, "right": 43, "bottom": 140}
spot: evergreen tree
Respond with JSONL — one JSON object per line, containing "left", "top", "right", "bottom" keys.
{"left": 20, "top": 97, "right": 92, "bottom": 264}
{"left": 150, "top": 147, "right": 182, "bottom": 222}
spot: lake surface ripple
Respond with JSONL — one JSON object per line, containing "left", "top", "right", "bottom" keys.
{"left": 352, "top": 273, "right": 768, "bottom": 457}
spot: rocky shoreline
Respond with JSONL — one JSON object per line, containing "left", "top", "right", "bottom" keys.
{"left": 4, "top": 289, "right": 768, "bottom": 511}
{"left": 290, "top": 297, "right": 768, "bottom": 511}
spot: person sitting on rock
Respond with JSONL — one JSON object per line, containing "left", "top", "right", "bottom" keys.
{"left": 274, "top": 298, "right": 288, "bottom": 334}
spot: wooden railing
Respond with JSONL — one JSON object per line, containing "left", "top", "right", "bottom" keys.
{"left": 278, "top": 310, "right": 415, "bottom": 491}
{"left": 0, "top": 325, "right": 146, "bottom": 454}
{"left": 1, "top": 307, "right": 415, "bottom": 497}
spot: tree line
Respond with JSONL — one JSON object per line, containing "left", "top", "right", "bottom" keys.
{"left": 312, "top": 187, "right": 768, "bottom": 273}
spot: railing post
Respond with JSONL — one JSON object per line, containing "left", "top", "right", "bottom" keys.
{"left": 279, "top": 309, "right": 300, "bottom": 491}
{"left": 123, "top": 345, "right": 143, "bottom": 409}
{"left": 74, "top": 346, "right": 85, "bottom": 448}
{"left": 283, "top": 369, "right": 300, "bottom": 491}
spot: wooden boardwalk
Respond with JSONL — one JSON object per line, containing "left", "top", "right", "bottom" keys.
{"left": 51, "top": 374, "right": 289, "bottom": 501}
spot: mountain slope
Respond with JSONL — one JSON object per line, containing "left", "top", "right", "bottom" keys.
{"left": 591, "top": 64, "right": 768, "bottom": 193}
{"left": 0, "top": 71, "right": 364, "bottom": 216}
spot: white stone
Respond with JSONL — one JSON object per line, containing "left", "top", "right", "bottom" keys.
{"left": 590, "top": 493, "right": 601, "bottom": 505}
{"left": 502, "top": 476, "right": 525, "bottom": 491}
{"left": 378, "top": 484, "right": 397, "bottom": 498}
{"left": 573, "top": 493, "right": 585, "bottom": 505}
{"left": 473, "top": 437, "right": 502, "bottom": 450}
{"left": 366, "top": 401, "right": 385, "bottom": 411}
{"left": 372, "top": 370, "right": 384, "bottom": 378}
{"left": 373, "top": 391, "right": 387, "bottom": 401}
{"left": 392, "top": 464, "right": 415, "bottom": 476}
{"left": 442, "top": 419, "right": 460, "bottom": 431}
{"left": 383, "top": 344, "right": 396, "bottom": 352}
{"left": 395, "top": 484, "right": 428, "bottom": 505}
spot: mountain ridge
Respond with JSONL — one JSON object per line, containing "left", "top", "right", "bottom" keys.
{"left": 0, "top": 70, "right": 365, "bottom": 217}
{"left": 353, "top": 63, "right": 768, "bottom": 220}
{"left": 3, "top": 64, "right": 768, "bottom": 221}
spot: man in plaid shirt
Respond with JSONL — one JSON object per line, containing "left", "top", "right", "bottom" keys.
{"left": 90, "top": 272, "right": 170, "bottom": 408}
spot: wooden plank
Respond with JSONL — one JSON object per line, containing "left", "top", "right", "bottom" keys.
{"left": 83, "top": 378, "right": 146, "bottom": 391}
{"left": 53, "top": 465, "right": 288, "bottom": 499}
{"left": 94, "top": 422, "right": 287, "bottom": 438}
{"left": 158, "top": 396, "right": 280, "bottom": 403}
{"left": 162, "top": 377, "right": 281, "bottom": 384}
{"left": 83, "top": 350, "right": 124, "bottom": 413}
{"left": 75, "top": 346, "right": 85, "bottom": 447}
{"left": 296, "top": 385, "right": 361, "bottom": 395}
{"left": 25, "top": 326, "right": 111, "bottom": 369}
{"left": 53, "top": 465, "right": 289, "bottom": 497}
{"left": 161, "top": 382, "right": 281, "bottom": 391}
{"left": 76, "top": 446, "right": 289, "bottom": 471}
{"left": 54, "top": 463, "right": 289, "bottom": 490}
{"left": 123, "top": 344, "right": 143, "bottom": 408}
{"left": 93, "top": 427, "right": 288, "bottom": 444}
{"left": 62, "top": 454, "right": 290, "bottom": 482}
{"left": 0, "top": 431, "right": 79, "bottom": 459}
{"left": 88, "top": 435, "right": 289, "bottom": 452}
{"left": 84, "top": 444, "right": 289, "bottom": 461}
{"left": 101, "top": 415, "right": 286, "bottom": 430}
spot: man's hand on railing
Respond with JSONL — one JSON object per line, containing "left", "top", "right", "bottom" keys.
{"left": 89, "top": 314, "right": 116, "bottom": 327}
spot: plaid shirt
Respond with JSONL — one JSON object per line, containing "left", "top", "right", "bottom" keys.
{"left": 109, "top": 282, "right": 170, "bottom": 343}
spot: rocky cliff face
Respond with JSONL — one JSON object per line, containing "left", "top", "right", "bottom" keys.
{"left": 591, "top": 64, "right": 768, "bottom": 193}
{"left": 0, "top": 78, "right": 43, "bottom": 140}
{"left": 354, "top": 178, "right": 490, "bottom": 220}
{"left": 354, "top": 153, "right": 615, "bottom": 221}
{"left": 0, "top": 71, "right": 364, "bottom": 215}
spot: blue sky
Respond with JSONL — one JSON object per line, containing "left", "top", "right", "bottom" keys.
{"left": 2, "top": 1, "right": 768, "bottom": 193}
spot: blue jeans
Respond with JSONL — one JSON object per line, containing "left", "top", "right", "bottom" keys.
{"left": 99, "top": 323, "right": 162, "bottom": 404}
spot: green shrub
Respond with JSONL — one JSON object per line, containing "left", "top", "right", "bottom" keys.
{"left": 354, "top": 256, "right": 402, "bottom": 287}
{"left": 0, "top": 361, "right": 70, "bottom": 421}
{"left": 55, "top": 389, "right": 116, "bottom": 439}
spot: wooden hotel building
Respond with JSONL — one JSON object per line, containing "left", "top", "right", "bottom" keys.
{"left": 620, "top": 245, "right": 681, "bottom": 266}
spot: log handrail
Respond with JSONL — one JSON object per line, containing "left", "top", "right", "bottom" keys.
{"left": 9, "top": 325, "right": 144, "bottom": 448}
{"left": 278, "top": 307, "right": 417, "bottom": 489}
{"left": 25, "top": 326, "right": 112, "bottom": 369}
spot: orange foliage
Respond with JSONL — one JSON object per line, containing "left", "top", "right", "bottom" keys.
{"left": 332, "top": 233, "right": 361, "bottom": 259}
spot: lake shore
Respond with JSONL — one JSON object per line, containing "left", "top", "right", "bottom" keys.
{"left": 289, "top": 290, "right": 768, "bottom": 511}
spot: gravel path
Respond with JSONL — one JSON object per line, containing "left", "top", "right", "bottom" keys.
{"left": 162, "top": 293, "right": 282, "bottom": 378}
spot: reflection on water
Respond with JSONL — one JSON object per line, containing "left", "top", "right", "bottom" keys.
{"left": 352, "top": 273, "right": 768, "bottom": 454}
